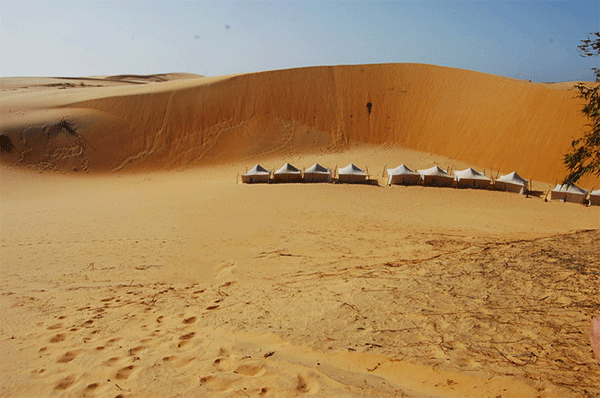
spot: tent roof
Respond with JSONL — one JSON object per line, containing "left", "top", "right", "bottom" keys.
{"left": 274, "top": 163, "right": 301, "bottom": 174}
{"left": 454, "top": 168, "right": 490, "bottom": 181}
{"left": 305, "top": 163, "right": 331, "bottom": 174}
{"left": 387, "top": 164, "right": 418, "bottom": 176}
{"left": 338, "top": 164, "right": 366, "bottom": 175}
{"left": 496, "top": 172, "right": 527, "bottom": 186}
{"left": 245, "top": 164, "right": 270, "bottom": 175}
{"left": 590, "top": 189, "right": 600, "bottom": 197}
{"left": 417, "top": 166, "right": 449, "bottom": 176}
{"left": 551, "top": 184, "right": 588, "bottom": 195}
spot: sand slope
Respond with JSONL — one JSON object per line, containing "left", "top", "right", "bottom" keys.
{"left": 0, "top": 64, "right": 597, "bottom": 186}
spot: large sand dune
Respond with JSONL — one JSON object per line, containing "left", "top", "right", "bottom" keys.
{"left": 1, "top": 65, "right": 599, "bottom": 398}
{"left": 0, "top": 64, "right": 597, "bottom": 186}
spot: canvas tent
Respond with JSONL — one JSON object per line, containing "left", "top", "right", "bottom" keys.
{"left": 241, "top": 164, "right": 270, "bottom": 183}
{"left": 303, "top": 163, "right": 332, "bottom": 183}
{"left": 454, "top": 168, "right": 491, "bottom": 189}
{"left": 272, "top": 163, "right": 302, "bottom": 183}
{"left": 386, "top": 164, "right": 420, "bottom": 186}
{"left": 494, "top": 172, "right": 528, "bottom": 194}
{"left": 589, "top": 189, "right": 600, "bottom": 206}
{"left": 337, "top": 164, "right": 368, "bottom": 183}
{"left": 550, "top": 184, "right": 588, "bottom": 204}
{"left": 417, "top": 166, "right": 454, "bottom": 187}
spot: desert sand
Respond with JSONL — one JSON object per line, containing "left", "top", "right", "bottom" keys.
{"left": 1, "top": 65, "right": 599, "bottom": 398}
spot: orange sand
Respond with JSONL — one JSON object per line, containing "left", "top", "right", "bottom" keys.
{"left": 1, "top": 66, "right": 599, "bottom": 398}
{"left": 0, "top": 64, "right": 598, "bottom": 187}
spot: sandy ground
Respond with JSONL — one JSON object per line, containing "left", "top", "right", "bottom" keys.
{"left": 1, "top": 67, "right": 599, "bottom": 397}
{"left": 1, "top": 147, "right": 599, "bottom": 398}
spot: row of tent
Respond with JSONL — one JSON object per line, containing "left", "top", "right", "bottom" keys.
{"left": 241, "top": 163, "right": 600, "bottom": 205}
{"left": 242, "top": 163, "right": 366, "bottom": 184}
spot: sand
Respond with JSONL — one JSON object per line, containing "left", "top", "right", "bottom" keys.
{"left": 1, "top": 65, "right": 599, "bottom": 397}
{"left": 1, "top": 64, "right": 598, "bottom": 187}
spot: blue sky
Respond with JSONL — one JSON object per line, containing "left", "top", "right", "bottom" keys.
{"left": 1, "top": 1, "right": 598, "bottom": 82}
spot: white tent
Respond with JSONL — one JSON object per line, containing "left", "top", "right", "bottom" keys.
{"left": 494, "top": 172, "right": 528, "bottom": 194}
{"left": 337, "top": 164, "right": 368, "bottom": 183}
{"left": 387, "top": 164, "right": 420, "bottom": 186}
{"left": 550, "top": 184, "right": 588, "bottom": 204}
{"left": 273, "top": 163, "right": 302, "bottom": 183}
{"left": 417, "top": 166, "right": 454, "bottom": 187}
{"left": 241, "top": 164, "right": 271, "bottom": 183}
{"left": 303, "top": 163, "right": 332, "bottom": 183}
{"left": 454, "top": 168, "right": 491, "bottom": 189}
{"left": 589, "top": 189, "right": 600, "bottom": 206}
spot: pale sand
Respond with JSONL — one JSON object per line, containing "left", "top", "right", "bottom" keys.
{"left": 1, "top": 66, "right": 599, "bottom": 397}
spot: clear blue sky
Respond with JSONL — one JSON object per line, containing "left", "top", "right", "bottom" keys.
{"left": 1, "top": 1, "right": 598, "bottom": 82}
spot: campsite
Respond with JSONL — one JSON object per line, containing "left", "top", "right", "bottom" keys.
{"left": 242, "top": 163, "right": 599, "bottom": 205}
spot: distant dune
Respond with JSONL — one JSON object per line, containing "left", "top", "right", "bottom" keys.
{"left": 0, "top": 64, "right": 596, "bottom": 185}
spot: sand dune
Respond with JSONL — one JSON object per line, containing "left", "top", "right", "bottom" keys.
{"left": 0, "top": 64, "right": 597, "bottom": 187}
{"left": 1, "top": 65, "right": 599, "bottom": 398}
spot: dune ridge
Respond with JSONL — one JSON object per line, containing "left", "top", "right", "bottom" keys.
{"left": 0, "top": 63, "right": 596, "bottom": 186}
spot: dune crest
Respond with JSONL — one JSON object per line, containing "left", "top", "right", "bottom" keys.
{"left": 0, "top": 64, "right": 596, "bottom": 185}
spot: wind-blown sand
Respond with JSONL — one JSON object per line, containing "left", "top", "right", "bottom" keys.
{"left": 1, "top": 65, "right": 599, "bottom": 397}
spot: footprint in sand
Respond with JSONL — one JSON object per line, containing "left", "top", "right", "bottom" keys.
{"left": 199, "top": 373, "right": 242, "bottom": 392}
{"left": 182, "top": 316, "right": 196, "bottom": 324}
{"left": 234, "top": 360, "right": 266, "bottom": 377}
{"left": 57, "top": 350, "right": 79, "bottom": 363}
{"left": 106, "top": 337, "right": 121, "bottom": 345}
{"left": 179, "top": 332, "right": 195, "bottom": 340}
{"left": 128, "top": 345, "right": 146, "bottom": 355}
{"left": 177, "top": 341, "right": 188, "bottom": 349}
{"left": 115, "top": 365, "right": 135, "bottom": 380}
{"left": 54, "top": 374, "right": 76, "bottom": 390}
{"left": 163, "top": 355, "right": 194, "bottom": 368}
{"left": 84, "top": 382, "right": 100, "bottom": 392}
{"left": 213, "top": 357, "right": 237, "bottom": 372}
{"left": 47, "top": 323, "right": 63, "bottom": 330}
{"left": 103, "top": 357, "right": 124, "bottom": 366}
{"left": 50, "top": 334, "right": 66, "bottom": 343}
{"left": 177, "top": 332, "right": 196, "bottom": 348}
